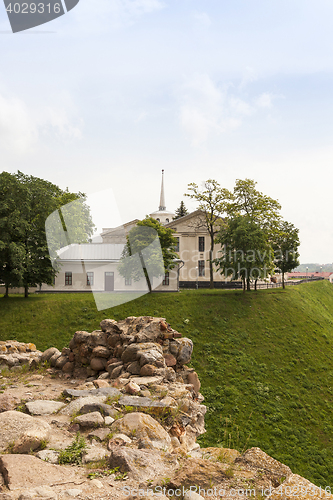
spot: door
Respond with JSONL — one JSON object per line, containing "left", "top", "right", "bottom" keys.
{"left": 105, "top": 272, "right": 114, "bottom": 291}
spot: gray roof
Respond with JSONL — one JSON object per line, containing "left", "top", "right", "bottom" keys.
{"left": 57, "top": 243, "right": 124, "bottom": 262}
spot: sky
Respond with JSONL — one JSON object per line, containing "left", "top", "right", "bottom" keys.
{"left": 1, "top": 0, "right": 333, "bottom": 263}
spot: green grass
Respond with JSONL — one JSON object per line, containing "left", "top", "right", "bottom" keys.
{"left": 2, "top": 282, "right": 333, "bottom": 486}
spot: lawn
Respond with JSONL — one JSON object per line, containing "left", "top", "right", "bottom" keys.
{"left": 1, "top": 281, "right": 333, "bottom": 487}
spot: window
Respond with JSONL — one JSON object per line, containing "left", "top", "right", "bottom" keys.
{"left": 162, "top": 272, "right": 170, "bottom": 285}
{"left": 125, "top": 277, "right": 132, "bottom": 285}
{"left": 199, "top": 236, "right": 205, "bottom": 252}
{"left": 166, "top": 218, "right": 169, "bottom": 223}
{"left": 174, "top": 237, "right": 180, "bottom": 253}
{"left": 65, "top": 272, "right": 72, "bottom": 285}
{"left": 156, "top": 218, "right": 160, "bottom": 222}
{"left": 198, "top": 260, "right": 205, "bottom": 277}
{"left": 87, "top": 272, "right": 94, "bottom": 286}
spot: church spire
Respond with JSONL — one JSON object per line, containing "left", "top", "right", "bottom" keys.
{"left": 159, "top": 169, "right": 166, "bottom": 211}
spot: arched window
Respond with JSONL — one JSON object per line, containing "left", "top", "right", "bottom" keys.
{"left": 156, "top": 218, "right": 160, "bottom": 222}
{"left": 166, "top": 218, "right": 169, "bottom": 223}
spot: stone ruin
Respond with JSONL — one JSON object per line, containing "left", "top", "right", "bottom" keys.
{"left": 0, "top": 316, "right": 206, "bottom": 454}
{"left": 0, "top": 317, "right": 332, "bottom": 499}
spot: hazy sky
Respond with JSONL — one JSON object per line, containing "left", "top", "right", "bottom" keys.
{"left": 1, "top": 0, "right": 333, "bottom": 263}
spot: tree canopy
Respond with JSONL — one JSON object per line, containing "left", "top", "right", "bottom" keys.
{"left": 118, "top": 216, "right": 178, "bottom": 292}
{"left": 214, "top": 215, "right": 274, "bottom": 291}
{"left": 214, "top": 178, "right": 299, "bottom": 291}
{"left": 0, "top": 171, "right": 94, "bottom": 297}
{"left": 273, "top": 221, "right": 300, "bottom": 288}
{"left": 173, "top": 201, "right": 189, "bottom": 220}
{"left": 185, "top": 179, "right": 232, "bottom": 289}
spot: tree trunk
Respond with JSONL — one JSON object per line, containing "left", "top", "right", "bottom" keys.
{"left": 243, "top": 278, "right": 246, "bottom": 292}
{"left": 246, "top": 277, "right": 251, "bottom": 291}
{"left": 4, "top": 284, "right": 9, "bottom": 298}
{"left": 209, "top": 231, "right": 214, "bottom": 289}
{"left": 255, "top": 279, "right": 258, "bottom": 291}
{"left": 24, "top": 285, "right": 29, "bottom": 298}
{"left": 282, "top": 272, "right": 285, "bottom": 289}
{"left": 139, "top": 251, "right": 152, "bottom": 293}
{"left": 209, "top": 249, "right": 214, "bottom": 289}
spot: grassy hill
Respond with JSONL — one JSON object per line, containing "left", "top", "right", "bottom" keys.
{"left": 1, "top": 281, "right": 333, "bottom": 487}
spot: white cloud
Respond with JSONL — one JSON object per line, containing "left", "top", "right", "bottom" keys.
{"left": 255, "top": 92, "right": 275, "bottom": 108}
{"left": 69, "top": 0, "right": 165, "bottom": 31}
{"left": 43, "top": 107, "right": 83, "bottom": 140}
{"left": 0, "top": 94, "right": 38, "bottom": 152}
{"left": 0, "top": 90, "right": 83, "bottom": 153}
{"left": 178, "top": 74, "right": 278, "bottom": 146}
{"left": 192, "top": 11, "right": 212, "bottom": 27}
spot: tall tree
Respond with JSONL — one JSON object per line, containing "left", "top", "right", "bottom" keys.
{"left": 0, "top": 171, "right": 95, "bottom": 298}
{"left": 0, "top": 173, "right": 28, "bottom": 297}
{"left": 185, "top": 179, "right": 232, "bottom": 289}
{"left": 228, "top": 178, "right": 282, "bottom": 238}
{"left": 173, "top": 201, "right": 189, "bottom": 220}
{"left": 273, "top": 221, "right": 300, "bottom": 288}
{"left": 118, "top": 216, "right": 178, "bottom": 292}
{"left": 215, "top": 216, "right": 274, "bottom": 291}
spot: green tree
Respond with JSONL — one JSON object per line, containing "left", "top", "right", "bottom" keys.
{"left": 118, "top": 216, "right": 178, "bottom": 292}
{"left": 273, "top": 221, "right": 300, "bottom": 289}
{"left": 228, "top": 178, "right": 282, "bottom": 238}
{"left": 0, "top": 173, "right": 28, "bottom": 297}
{"left": 215, "top": 216, "right": 274, "bottom": 291}
{"left": 0, "top": 171, "right": 95, "bottom": 298}
{"left": 185, "top": 179, "right": 232, "bottom": 289}
{"left": 173, "top": 201, "right": 189, "bottom": 220}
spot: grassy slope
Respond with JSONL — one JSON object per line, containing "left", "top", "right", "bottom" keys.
{"left": 1, "top": 281, "right": 333, "bottom": 486}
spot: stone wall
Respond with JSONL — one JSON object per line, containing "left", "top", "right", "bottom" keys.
{"left": 0, "top": 317, "right": 206, "bottom": 454}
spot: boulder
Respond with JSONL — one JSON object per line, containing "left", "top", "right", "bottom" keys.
{"left": 125, "top": 381, "right": 141, "bottom": 395}
{"left": 59, "top": 396, "right": 107, "bottom": 416}
{"left": 187, "top": 371, "right": 201, "bottom": 393}
{"left": 176, "top": 338, "right": 193, "bottom": 365}
{"left": 40, "top": 348, "right": 60, "bottom": 363}
{"left": 88, "top": 428, "right": 111, "bottom": 442}
{"left": 54, "top": 355, "right": 68, "bottom": 370}
{"left": 267, "top": 473, "right": 333, "bottom": 499}
{"left": 0, "top": 454, "right": 78, "bottom": 490}
{"left": 82, "top": 446, "right": 108, "bottom": 464}
{"left": 0, "top": 394, "right": 18, "bottom": 413}
{"left": 36, "top": 450, "right": 60, "bottom": 464}
{"left": 79, "top": 402, "right": 118, "bottom": 418}
{"left": 108, "top": 445, "right": 174, "bottom": 481}
{"left": 236, "top": 447, "right": 292, "bottom": 486}
{"left": 140, "top": 364, "right": 158, "bottom": 376}
{"left": 92, "top": 346, "right": 111, "bottom": 358}
{"left": 100, "top": 319, "right": 117, "bottom": 332}
{"left": 168, "top": 457, "right": 231, "bottom": 489}
{"left": 49, "top": 351, "right": 61, "bottom": 367}
{"left": 62, "top": 387, "right": 121, "bottom": 398}
{"left": 163, "top": 354, "right": 177, "bottom": 367}
{"left": 90, "top": 357, "right": 106, "bottom": 372}
{"left": 73, "top": 411, "right": 104, "bottom": 428}
{"left": 111, "top": 412, "right": 171, "bottom": 451}
{"left": 0, "top": 411, "right": 50, "bottom": 453}
{"left": 25, "top": 400, "right": 65, "bottom": 416}
{"left": 127, "top": 361, "right": 141, "bottom": 375}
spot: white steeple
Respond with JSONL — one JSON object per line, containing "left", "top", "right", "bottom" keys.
{"left": 149, "top": 169, "right": 175, "bottom": 225}
{"left": 159, "top": 169, "right": 166, "bottom": 211}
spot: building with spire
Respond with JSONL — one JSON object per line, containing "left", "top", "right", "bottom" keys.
{"left": 149, "top": 170, "right": 175, "bottom": 225}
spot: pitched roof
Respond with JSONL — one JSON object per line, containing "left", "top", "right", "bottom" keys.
{"left": 57, "top": 243, "right": 124, "bottom": 261}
